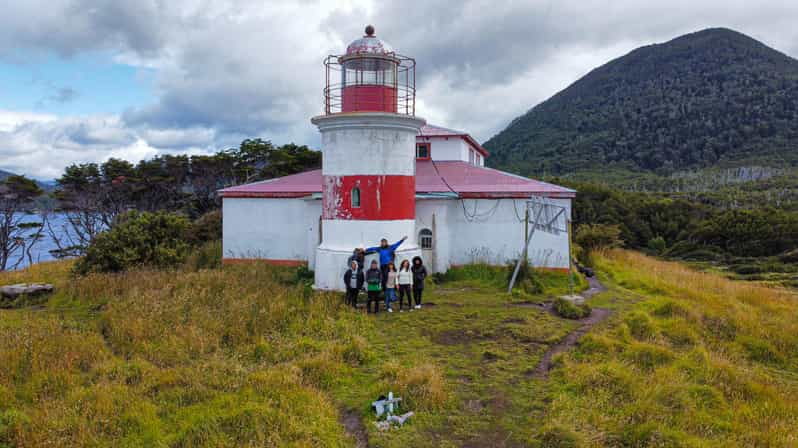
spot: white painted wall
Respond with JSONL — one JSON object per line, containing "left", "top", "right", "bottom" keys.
{"left": 416, "top": 198, "right": 572, "bottom": 271}
{"left": 415, "top": 199, "right": 451, "bottom": 274}
{"left": 320, "top": 219, "right": 418, "bottom": 250}
{"left": 223, "top": 195, "right": 572, "bottom": 275}
{"left": 314, "top": 113, "right": 425, "bottom": 176}
{"left": 223, "top": 197, "right": 319, "bottom": 261}
{"left": 426, "top": 137, "right": 470, "bottom": 162}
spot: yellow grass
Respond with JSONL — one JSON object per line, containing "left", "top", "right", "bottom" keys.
{"left": 541, "top": 249, "right": 798, "bottom": 447}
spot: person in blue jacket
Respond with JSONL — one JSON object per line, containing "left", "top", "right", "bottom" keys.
{"left": 366, "top": 236, "right": 407, "bottom": 291}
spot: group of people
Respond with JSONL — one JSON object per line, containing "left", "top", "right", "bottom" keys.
{"left": 342, "top": 236, "right": 428, "bottom": 313}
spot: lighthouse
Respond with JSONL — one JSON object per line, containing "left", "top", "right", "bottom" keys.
{"left": 311, "top": 25, "right": 426, "bottom": 290}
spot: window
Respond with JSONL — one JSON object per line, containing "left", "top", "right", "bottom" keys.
{"left": 351, "top": 187, "right": 361, "bottom": 208}
{"left": 469, "top": 149, "right": 475, "bottom": 165}
{"left": 416, "top": 143, "right": 430, "bottom": 160}
{"left": 419, "top": 228, "right": 433, "bottom": 249}
{"left": 476, "top": 154, "right": 482, "bottom": 166}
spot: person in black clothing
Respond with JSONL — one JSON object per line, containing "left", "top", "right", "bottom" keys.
{"left": 346, "top": 246, "right": 373, "bottom": 271}
{"left": 343, "top": 260, "right": 364, "bottom": 308}
{"left": 365, "top": 260, "right": 382, "bottom": 313}
{"left": 411, "top": 256, "right": 428, "bottom": 309}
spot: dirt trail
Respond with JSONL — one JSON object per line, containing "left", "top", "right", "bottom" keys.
{"left": 532, "top": 275, "right": 611, "bottom": 378}
{"left": 340, "top": 409, "right": 368, "bottom": 448}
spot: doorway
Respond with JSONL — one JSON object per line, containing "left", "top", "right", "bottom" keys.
{"left": 419, "top": 228, "right": 433, "bottom": 265}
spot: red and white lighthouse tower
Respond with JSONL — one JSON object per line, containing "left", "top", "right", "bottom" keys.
{"left": 312, "top": 25, "right": 425, "bottom": 290}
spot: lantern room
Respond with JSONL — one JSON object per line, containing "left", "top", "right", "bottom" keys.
{"left": 324, "top": 25, "right": 416, "bottom": 115}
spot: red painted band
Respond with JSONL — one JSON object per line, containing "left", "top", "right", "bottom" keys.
{"left": 342, "top": 85, "right": 397, "bottom": 113}
{"left": 323, "top": 175, "right": 415, "bottom": 220}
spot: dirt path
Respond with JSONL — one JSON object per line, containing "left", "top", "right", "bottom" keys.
{"left": 531, "top": 275, "right": 611, "bottom": 378}
{"left": 340, "top": 409, "right": 368, "bottom": 448}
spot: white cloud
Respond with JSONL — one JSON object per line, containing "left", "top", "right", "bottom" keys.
{"left": 2, "top": 0, "right": 798, "bottom": 178}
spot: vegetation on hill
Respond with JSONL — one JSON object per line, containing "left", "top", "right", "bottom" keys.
{"left": 484, "top": 28, "right": 798, "bottom": 178}
{"left": 565, "top": 180, "right": 798, "bottom": 286}
{"left": 2, "top": 246, "right": 796, "bottom": 446}
{"left": 540, "top": 250, "right": 798, "bottom": 446}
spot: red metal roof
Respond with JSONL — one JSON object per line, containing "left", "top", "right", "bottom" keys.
{"left": 418, "top": 124, "right": 490, "bottom": 157}
{"left": 220, "top": 161, "right": 575, "bottom": 199}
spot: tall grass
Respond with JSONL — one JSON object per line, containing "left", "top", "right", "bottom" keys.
{"left": 542, "top": 249, "right": 798, "bottom": 446}
{"left": 0, "top": 262, "right": 366, "bottom": 446}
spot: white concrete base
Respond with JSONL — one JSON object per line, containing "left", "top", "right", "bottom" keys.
{"left": 314, "top": 245, "right": 422, "bottom": 291}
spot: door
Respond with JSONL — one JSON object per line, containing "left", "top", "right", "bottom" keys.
{"left": 419, "top": 228, "right": 433, "bottom": 266}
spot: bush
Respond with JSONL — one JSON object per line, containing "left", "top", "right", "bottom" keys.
{"left": 187, "top": 210, "right": 222, "bottom": 244}
{"left": 74, "top": 211, "right": 192, "bottom": 274}
{"left": 779, "top": 248, "right": 798, "bottom": 263}
{"left": 507, "top": 261, "right": 545, "bottom": 294}
{"left": 183, "top": 240, "right": 222, "bottom": 271}
{"left": 553, "top": 297, "right": 591, "bottom": 319}
{"left": 647, "top": 236, "right": 667, "bottom": 254}
{"left": 574, "top": 224, "right": 623, "bottom": 252}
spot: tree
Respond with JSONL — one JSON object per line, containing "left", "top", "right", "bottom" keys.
{"left": 0, "top": 175, "right": 44, "bottom": 271}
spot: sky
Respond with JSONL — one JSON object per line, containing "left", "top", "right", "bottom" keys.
{"left": 2, "top": 0, "right": 798, "bottom": 180}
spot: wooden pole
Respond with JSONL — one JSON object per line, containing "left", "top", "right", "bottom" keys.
{"left": 523, "top": 207, "right": 529, "bottom": 266}
{"left": 567, "top": 218, "right": 574, "bottom": 296}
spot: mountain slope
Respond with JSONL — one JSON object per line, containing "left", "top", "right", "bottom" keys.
{"left": 484, "top": 28, "right": 798, "bottom": 177}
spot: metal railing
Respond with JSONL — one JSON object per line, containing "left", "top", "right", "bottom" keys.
{"left": 323, "top": 53, "right": 416, "bottom": 115}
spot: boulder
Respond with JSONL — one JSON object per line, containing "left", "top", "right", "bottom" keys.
{"left": 0, "top": 283, "right": 54, "bottom": 300}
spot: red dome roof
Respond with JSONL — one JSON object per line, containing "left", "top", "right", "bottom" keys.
{"left": 345, "top": 25, "right": 394, "bottom": 56}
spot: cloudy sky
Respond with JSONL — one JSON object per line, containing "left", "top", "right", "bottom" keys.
{"left": 2, "top": 0, "right": 798, "bottom": 180}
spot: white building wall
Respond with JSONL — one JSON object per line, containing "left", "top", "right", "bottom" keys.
{"left": 427, "top": 137, "right": 470, "bottom": 162}
{"left": 223, "top": 195, "right": 571, "bottom": 273}
{"left": 223, "top": 197, "right": 319, "bottom": 262}
{"left": 443, "top": 198, "right": 571, "bottom": 270}
{"left": 415, "top": 199, "right": 452, "bottom": 274}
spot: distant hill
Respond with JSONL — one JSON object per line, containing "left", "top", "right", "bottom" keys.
{"left": 0, "top": 169, "right": 55, "bottom": 192}
{"left": 484, "top": 28, "right": 798, "bottom": 179}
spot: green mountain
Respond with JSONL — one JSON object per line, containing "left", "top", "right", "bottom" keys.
{"left": 484, "top": 28, "right": 798, "bottom": 179}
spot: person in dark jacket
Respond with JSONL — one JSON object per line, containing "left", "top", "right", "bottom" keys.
{"left": 365, "top": 260, "right": 382, "bottom": 313}
{"left": 343, "top": 260, "right": 364, "bottom": 308}
{"left": 346, "top": 246, "right": 373, "bottom": 271}
{"left": 411, "top": 256, "right": 428, "bottom": 309}
{"left": 366, "top": 236, "right": 407, "bottom": 290}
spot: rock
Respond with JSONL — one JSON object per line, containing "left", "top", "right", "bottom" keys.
{"left": 0, "top": 283, "right": 54, "bottom": 300}
{"left": 387, "top": 412, "right": 414, "bottom": 426}
{"left": 559, "top": 294, "right": 585, "bottom": 305}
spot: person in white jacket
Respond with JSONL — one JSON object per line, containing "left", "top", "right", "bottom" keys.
{"left": 397, "top": 259, "right": 414, "bottom": 311}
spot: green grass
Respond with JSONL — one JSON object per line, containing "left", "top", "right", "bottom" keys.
{"left": 539, "top": 250, "right": 798, "bottom": 447}
{"left": 3, "top": 251, "right": 797, "bottom": 446}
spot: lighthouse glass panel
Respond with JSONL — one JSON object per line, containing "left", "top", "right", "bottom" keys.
{"left": 351, "top": 187, "right": 361, "bottom": 208}
{"left": 342, "top": 58, "right": 397, "bottom": 87}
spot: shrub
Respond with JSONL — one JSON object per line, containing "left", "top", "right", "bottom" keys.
{"left": 731, "top": 264, "right": 764, "bottom": 275}
{"left": 553, "top": 298, "right": 591, "bottom": 320}
{"left": 647, "top": 236, "right": 667, "bottom": 254}
{"left": 74, "top": 211, "right": 191, "bottom": 274}
{"left": 574, "top": 224, "right": 623, "bottom": 252}
{"left": 183, "top": 240, "right": 222, "bottom": 271}
{"left": 187, "top": 209, "right": 222, "bottom": 244}
{"left": 779, "top": 248, "right": 798, "bottom": 263}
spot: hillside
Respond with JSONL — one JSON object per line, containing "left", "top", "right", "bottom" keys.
{"left": 2, "top": 251, "right": 797, "bottom": 446}
{"left": 484, "top": 28, "right": 798, "bottom": 178}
